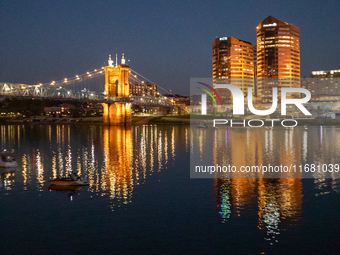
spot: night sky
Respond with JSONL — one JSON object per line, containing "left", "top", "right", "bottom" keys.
{"left": 1, "top": 0, "right": 339, "bottom": 95}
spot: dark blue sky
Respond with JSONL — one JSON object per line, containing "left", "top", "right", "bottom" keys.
{"left": 1, "top": 0, "right": 339, "bottom": 95}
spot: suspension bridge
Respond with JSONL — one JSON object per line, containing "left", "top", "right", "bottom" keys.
{"left": 0, "top": 54, "right": 173, "bottom": 125}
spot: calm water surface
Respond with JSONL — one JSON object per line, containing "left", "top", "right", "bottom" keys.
{"left": 0, "top": 124, "right": 339, "bottom": 255}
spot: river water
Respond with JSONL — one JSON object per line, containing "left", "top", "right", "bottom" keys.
{"left": 0, "top": 124, "right": 339, "bottom": 255}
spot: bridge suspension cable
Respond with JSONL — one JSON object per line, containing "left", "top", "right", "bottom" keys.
{"left": 40, "top": 67, "right": 106, "bottom": 87}
{"left": 2, "top": 64, "right": 173, "bottom": 97}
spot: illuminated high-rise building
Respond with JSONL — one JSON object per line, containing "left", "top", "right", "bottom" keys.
{"left": 213, "top": 37, "right": 254, "bottom": 105}
{"left": 256, "top": 16, "right": 300, "bottom": 103}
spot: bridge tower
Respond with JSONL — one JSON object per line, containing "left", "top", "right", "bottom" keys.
{"left": 103, "top": 54, "right": 132, "bottom": 125}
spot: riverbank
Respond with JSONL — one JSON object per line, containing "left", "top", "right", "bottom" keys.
{"left": 2, "top": 115, "right": 340, "bottom": 126}
{"left": 0, "top": 116, "right": 190, "bottom": 125}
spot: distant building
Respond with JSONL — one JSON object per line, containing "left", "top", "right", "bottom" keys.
{"left": 310, "top": 69, "right": 340, "bottom": 101}
{"left": 213, "top": 36, "right": 255, "bottom": 104}
{"left": 173, "top": 97, "right": 190, "bottom": 114}
{"left": 85, "top": 103, "right": 103, "bottom": 114}
{"left": 130, "top": 82, "right": 158, "bottom": 97}
{"left": 256, "top": 16, "right": 300, "bottom": 103}
{"left": 44, "top": 103, "right": 76, "bottom": 115}
{"left": 44, "top": 103, "right": 103, "bottom": 115}
{"left": 301, "top": 77, "right": 311, "bottom": 91}
{"left": 191, "top": 94, "right": 212, "bottom": 105}
{"left": 44, "top": 106, "right": 62, "bottom": 115}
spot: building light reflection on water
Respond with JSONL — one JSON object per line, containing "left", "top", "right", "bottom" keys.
{"left": 1, "top": 125, "right": 6, "bottom": 148}
{"left": 158, "top": 131, "right": 162, "bottom": 172}
{"left": 0, "top": 124, "right": 339, "bottom": 246}
{"left": 22, "top": 154, "right": 28, "bottom": 187}
{"left": 199, "top": 130, "right": 204, "bottom": 161}
{"left": 147, "top": 125, "right": 152, "bottom": 174}
{"left": 302, "top": 128, "right": 308, "bottom": 162}
{"left": 164, "top": 129, "right": 167, "bottom": 165}
{"left": 171, "top": 127, "right": 175, "bottom": 159}
{"left": 52, "top": 152, "right": 57, "bottom": 179}
{"left": 58, "top": 147, "right": 64, "bottom": 177}
{"left": 36, "top": 149, "right": 44, "bottom": 190}
{"left": 193, "top": 126, "right": 340, "bottom": 245}
{"left": 48, "top": 125, "right": 52, "bottom": 143}
{"left": 76, "top": 150, "right": 81, "bottom": 176}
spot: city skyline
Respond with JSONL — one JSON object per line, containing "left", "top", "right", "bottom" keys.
{"left": 1, "top": 0, "right": 339, "bottom": 96}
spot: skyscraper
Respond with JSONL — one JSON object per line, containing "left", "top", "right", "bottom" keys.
{"left": 213, "top": 37, "right": 254, "bottom": 105}
{"left": 256, "top": 16, "right": 300, "bottom": 103}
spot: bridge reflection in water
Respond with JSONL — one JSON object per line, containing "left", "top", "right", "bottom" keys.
{"left": 1, "top": 124, "right": 185, "bottom": 207}
{"left": 102, "top": 126, "right": 133, "bottom": 202}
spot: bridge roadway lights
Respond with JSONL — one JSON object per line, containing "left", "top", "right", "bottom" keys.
{"left": 102, "top": 102, "right": 132, "bottom": 126}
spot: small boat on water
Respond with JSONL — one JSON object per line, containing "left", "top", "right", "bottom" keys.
{"left": 197, "top": 123, "right": 208, "bottom": 128}
{"left": 48, "top": 173, "right": 89, "bottom": 186}
{"left": 0, "top": 150, "right": 18, "bottom": 168}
